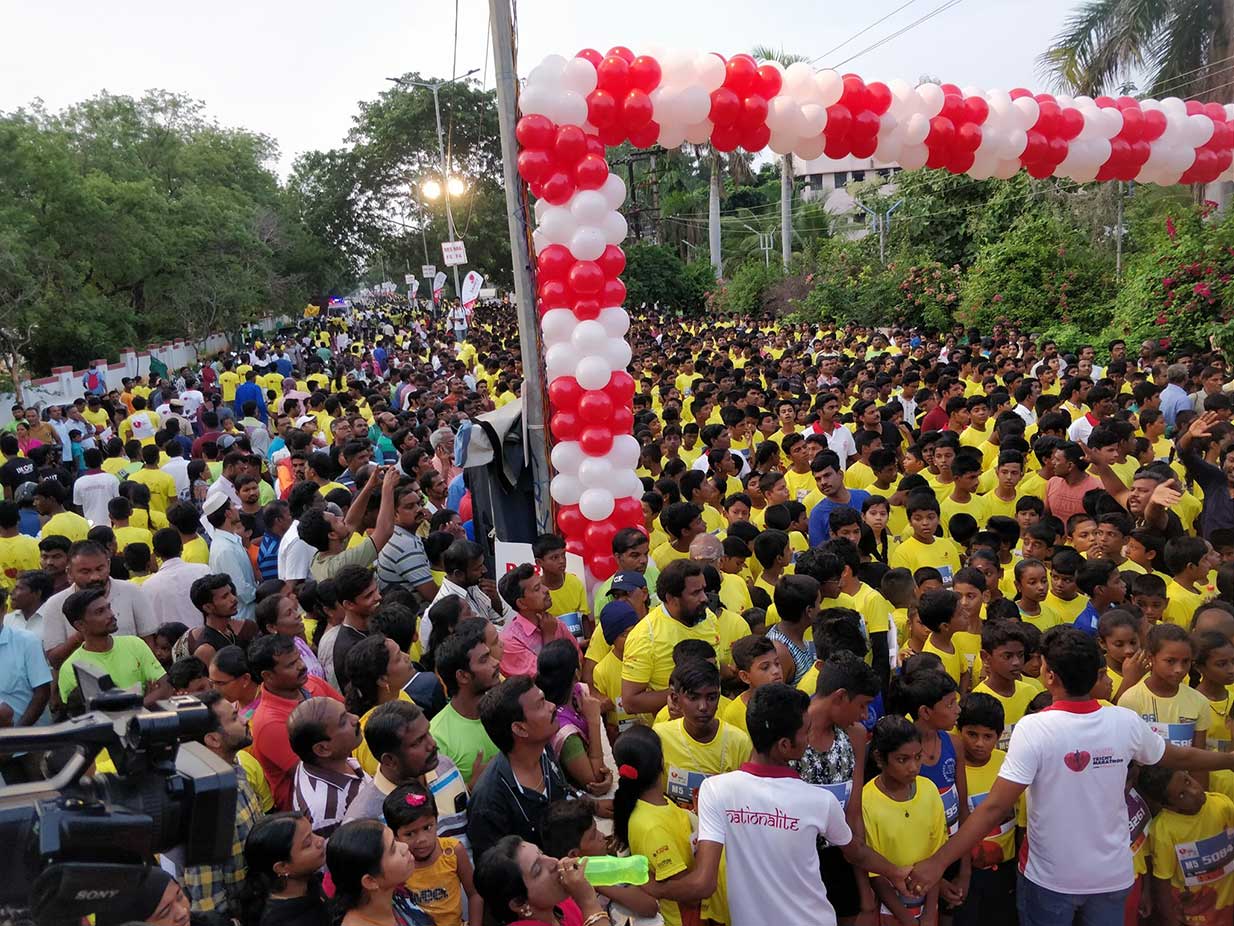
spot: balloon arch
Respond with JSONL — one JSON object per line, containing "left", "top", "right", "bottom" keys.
{"left": 516, "top": 46, "right": 1234, "bottom": 580}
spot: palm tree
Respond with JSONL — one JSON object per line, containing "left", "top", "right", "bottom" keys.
{"left": 1039, "top": 1, "right": 1234, "bottom": 99}
{"left": 752, "top": 45, "right": 810, "bottom": 271}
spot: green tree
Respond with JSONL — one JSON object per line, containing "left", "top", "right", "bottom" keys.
{"left": 622, "top": 244, "right": 713, "bottom": 314}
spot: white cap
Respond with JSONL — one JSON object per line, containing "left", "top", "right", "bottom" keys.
{"left": 202, "top": 492, "right": 231, "bottom": 517}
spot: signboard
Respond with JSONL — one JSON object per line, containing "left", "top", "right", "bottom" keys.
{"left": 494, "top": 540, "right": 587, "bottom": 585}
{"left": 404, "top": 273, "right": 415, "bottom": 284}
{"left": 460, "top": 271, "right": 484, "bottom": 309}
{"left": 441, "top": 241, "right": 468, "bottom": 267}
{"left": 422, "top": 264, "right": 436, "bottom": 278}
{"left": 408, "top": 279, "right": 420, "bottom": 299}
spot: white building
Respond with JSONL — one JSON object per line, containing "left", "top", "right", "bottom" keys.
{"left": 794, "top": 154, "right": 901, "bottom": 239}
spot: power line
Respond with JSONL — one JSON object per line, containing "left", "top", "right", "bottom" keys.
{"left": 833, "top": 0, "right": 965, "bottom": 70}
{"left": 1149, "top": 56, "right": 1234, "bottom": 99}
{"left": 811, "top": 0, "right": 921, "bottom": 65}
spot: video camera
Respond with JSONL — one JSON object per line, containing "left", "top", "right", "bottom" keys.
{"left": 0, "top": 663, "right": 237, "bottom": 926}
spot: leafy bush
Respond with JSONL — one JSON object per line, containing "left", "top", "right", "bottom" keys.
{"left": 622, "top": 243, "right": 713, "bottom": 315}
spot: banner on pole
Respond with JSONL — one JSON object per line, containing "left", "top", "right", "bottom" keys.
{"left": 460, "top": 271, "right": 484, "bottom": 309}
{"left": 432, "top": 271, "right": 447, "bottom": 304}
{"left": 422, "top": 264, "right": 436, "bottom": 278}
{"left": 441, "top": 241, "right": 468, "bottom": 267}
{"left": 404, "top": 273, "right": 415, "bottom": 284}
{"left": 408, "top": 279, "right": 420, "bottom": 299}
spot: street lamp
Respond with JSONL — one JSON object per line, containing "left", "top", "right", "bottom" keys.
{"left": 387, "top": 68, "right": 480, "bottom": 302}
{"left": 421, "top": 179, "right": 443, "bottom": 200}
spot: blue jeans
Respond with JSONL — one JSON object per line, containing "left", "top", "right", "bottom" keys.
{"left": 1016, "top": 873, "right": 1130, "bottom": 926}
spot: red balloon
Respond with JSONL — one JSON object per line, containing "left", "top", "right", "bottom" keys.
{"left": 1118, "top": 107, "right": 1143, "bottom": 142}
{"left": 756, "top": 64, "right": 783, "bottom": 99}
{"left": 622, "top": 90, "right": 654, "bottom": 131}
{"left": 579, "top": 426, "right": 615, "bottom": 456}
{"left": 940, "top": 93, "right": 964, "bottom": 124}
{"left": 1142, "top": 109, "right": 1168, "bottom": 141}
{"left": 606, "top": 46, "right": 635, "bottom": 63}
{"left": 1186, "top": 99, "right": 1205, "bottom": 116}
{"left": 576, "top": 48, "right": 603, "bottom": 66}
{"left": 850, "top": 135, "right": 878, "bottom": 159}
{"left": 597, "top": 123, "right": 627, "bottom": 147}
{"left": 537, "top": 244, "right": 573, "bottom": 282}
{"left": 547, "top": 376, "right": 583, "bottom": 413}
{"left": 575, "top": 154, "right": 609, "bottom": 190}
{"left": 1026, "top": 160, "right": 1055, "bottom": 179}
{"left": 1095, "top": 95, "right": 1117, "bottom": 109}
{"left": 604, "top": 370, "right": 636, "bottom": 405}
{"left": 613, "top": 495, "right": 643, "bottom": 522}
{"left": 823, "top": 135, "right": 850, "bottom": 160}
{"left": 528, "top": 180, "right": 544, "bottom": 199}
{"left": 940, "top": 83, "right": 962, "bottom": 96}
{"left": 596, "top": 55, "right": 631, "bottom": 94}
{"left": 611, "top": 405, "right": 634, "bottom": 433}
{"left": 947, "top": 150, "right": 975, "bottom": 174}
{"left": 1035, "top": 100, "right": 1061, "bottom": 137}
{"left": 517, "top": 149, "right": 552, "bottom": 184}
{"left": 555, "top": 125, "right": 588, "bottom": 166}
{"left": 724, "top": 55, "right": 759, "bottom": 97}
{"left": 1034, "top": 92, "right": 1056, "bottom": 104}
{"left": 1206, "top": 102, "right": 1227, "bottom": 123}
{"left": 737, "top": 94, "right": 769, "bottom": 132}
{"left": 588, "top": 554, "right": 618, "bottom": 581}
{"left": 568, "top": 261, "right": 604, "bottom": 296}
{"left": 556, "top": 503, "right": 583, "bottom": 536}
{"left": 1046, "top": 136, "right": 1069, "bottom": 164}
{"left": 709, "top": 88, "right": 741, "bottom": 126}
{"left": 956, "top": 122, "right": 982, "bottom": 152}
{"left": 1059, "top": 107, "right": 1085, "bottom": 140}
{"left": 852, "top": 109, "right": 881, "bottom": 139}
{"left": 1211, "top": 122, "right": 1233, "bottom": 150}
{"left": 925, "top": 145, "right": 949, "bottom": 171}
{"left": 866, "top": 81, "right": 893, "bottom": 116}
{"left": 1009, "top": 88, "right": 1032, "bottom": 100}
{"left": 824, "top": 104, "right": 852, "bottom": 141}
{"left": 741, "top": 123, "right": 771, "bottom": 152}
{"left": 627, "top": 119, "right": 660, "bottom": 148}
{"left": 962, "top": 96, "right": 989, "bottom": 125}
{"left": 1116, "top": 96, "right": 1139, "bottom": 111}
{"left": 1021, "top": 131, "right": 1048, "bottom": 163}
{"left": 566, "top": 538, "right": 585, "bottom": 556}
{"left": 550, "top": 411, "right": 580, "bottom": 441}
{"left": 1194, "top": 148, "right": 1219, "bottom": 180}
{"left": 1130, "top": 140, "right": 1151, "bottom": 165}
{"left": 538, "top": 279, "right": 570, "bottom": 310}
{"left": 541, "top": 171, "right": 575, "bottom": 205}
{"left": 578, "top": 390, "right": 615, "bottom": 423}
{"left": 927, "top": 116, "right": 956, "bottom": 148}
{"left": 841, "top": 75, "right": 868, "bottom": 112}
{"left": 601, "top": 277, "right": 627, "bottom": 305}
{"left": 585, "top": 136, "right": 607, "bottom": 158}
{"left": 516, "top": 114, "right": 555, "bottom": 150}
{"left": 585, "top": 520, "right": 619, "bottom": 556}
{"left": 573, "top": 299, "right": 601, "bottom": 320}
{"left": 587, "top": 89, "right": 618, "bottom": 128}
{"left": 710, "top": 122, "right": 741, "bottom": 152}
{"left": 628, "top": 55, "right": 662, "bottom": 93}
{"left": 597, "top": 244, "right": 625, "bottom": 277}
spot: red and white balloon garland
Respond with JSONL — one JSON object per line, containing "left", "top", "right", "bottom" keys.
{"left": 516, "top": 47, "right": 1234, "bottom": 579}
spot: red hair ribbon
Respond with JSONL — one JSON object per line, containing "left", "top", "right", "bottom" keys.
{"left": 405, "top": 792, "right": 427, "bottom": 807}
{"left": 618, "top": 764, "right": 639, "bottom": 780}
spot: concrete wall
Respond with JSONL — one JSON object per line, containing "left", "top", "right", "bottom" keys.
{"left": 4, "top": 315, "right": 291, "bottom": 426}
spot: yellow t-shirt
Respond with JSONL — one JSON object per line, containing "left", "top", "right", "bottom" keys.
{"left": 183, "top": 535, "right": 210, "bottom": 565}
{"left": 127, "top": 468, "right": 178, "bottom": 514}
{"left": 1204, "top": 686, "right": 1234, "bottom": 755}
{"left": 889, "top": 535, "right": 964, "bottom": 586}
{"left": 1164, "top": 577, "right": 1209, "bottom": 629}
{"left": 651, "top": 541, "right": 690, "bottom": 572}
{"left": 849, "top": 582, "right": 893, "bottom": 635}
{"left": 219, "top": 371, "right": 241, "bottom": 403}
{"left": 718, "top": 572, "right": 753, "bottom": 616}
{"left": 973, "top": 679, "right": 1038, "bottom": 749}
{"left": 784, "top": 469, "right": 815, "bottom": 503}
{"left": 1148, "top": 791, "right": 1234, "bottom": 916}
{"left": 1118, "top": 679, "right": 1212, "bottom": 747}
{"left": 1017, "top": 603, "right": 1061, "bottom": 633}
{"left": 39, "top": 511, "right": 90, "bottom": 544}
{"left": 923, "top": 636, "right": 968, "bottom": 687}
{"left": 546, "top": 574, "right": 588, "bottom": 633}
{"left": 1045, "top": 592, "right": 1087, "bottom": 626}
{"left": 654, "top": 717, "right": 752, "bottom": 812}
{"left": 238, "top": 748, "right": 275, "bottom": 813}
{"left": 592, "top": 650, "right": 643, "bottom": 730}
{"left": 627, "top": 799, "right": 699, "bottom": 926}
{"left": 980, "top": 490, "right": 1019, "bottom": 522}
{"left": 720, "top": 694, "right": 750, "bottom": 735}
{"left": 403, "top": 837, "right": 465, "bottom": 926}
{"left": 940, "top": 494, "right": 988, "bottom": 537}
{"left": 862, "top": 778, "right": 948, "bottom": 914}
{"left": 113, "top": 525, "right": 154, "bottom": 553}
{"left": 844, "top": 461, "right": 875, "bottom": 491}
{"left": 964, "top": 749, "right": 1017, "bottom": 864}
{"left": 0, "top": 533, "right": 39, "bottom": 590}
{"left": 621, "top": 606, "right": 722, "bottom": 693}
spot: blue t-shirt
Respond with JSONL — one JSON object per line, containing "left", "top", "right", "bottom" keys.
{"left": 1073, "top": 602, "right": 1102, "bottom": 636}
{"left": 808, "top": 489, "right": 871, "bottom": 546}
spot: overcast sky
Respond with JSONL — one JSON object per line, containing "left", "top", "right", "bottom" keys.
{"left": 2, "top": 0, "right": 1084, "bottom": 176}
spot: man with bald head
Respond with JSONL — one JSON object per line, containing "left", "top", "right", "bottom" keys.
{"left": 691, "top": 532, "right": 752, "bottom": 615}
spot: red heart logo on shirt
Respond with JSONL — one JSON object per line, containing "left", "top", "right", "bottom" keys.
{"left": 1063, "top": 750, "right": 1091, "bottom": 772}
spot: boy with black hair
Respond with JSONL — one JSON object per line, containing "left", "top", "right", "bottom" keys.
{"left": 824, "top": 536, "right": 894, "bottom": 687}
{"left": 955, "top": 693, "right": 1017, "bottom": 926}
{"left": 1127, "top": 527, "right": 1166, "bottom": 574}
{"left": 890, "top": 493, "right": 964, "bottom": 587}
{"left": 722, "top": 635, "right": 784, "bottom": 734}
{"left": 651, "top": 502, "right": 706, "bottom": 570}
{"left": 1163, "top": 536, "right": 1212, "bottom": 628}
{"left": 533, "top": 532, "right": 590, "bottom": 642}
{"left": 940, "top": 454, "right": 987, "bottom": 537}
{"left": 751, "top": 529, "right": 792, "bottom": 601}
{"left": 1022, "top": 521, "right": 1060, "bottom": 563}
{"left": 1073, "top": 559, "right": 1128, "bottom": 635}
{"left": 920, "top": 589, "right": 970, "bottom": 693}
{"left": 948, "top": 513, "right": 980, "bottom": 553}
{"left": 973, "top": 620, "right": 1035, "bottom": 747}
{"left": 1046, "top": 547, "right": 1087, "bottom": 626}
{"left": 982, "top": 450, "right": 1025, "bottom": 522}
{"left": 768, "top": 574, "right": 819, "bottom": 685}
{"left": 1014, "top": 495, "right": 1045, "bottom": 536}
{"left": 1131, "top": 572, "right": 1169, "bottom": 626}
{"left": 827, "top": 505, "right": 863, "bottom": 549}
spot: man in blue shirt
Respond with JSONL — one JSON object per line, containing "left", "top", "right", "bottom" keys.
{"left": 1071, "top": 559, "right": 1126, "bottom": 635}
{"left": 0, "top": 621, "right": 52, "bottom": 781}
{"left": 1159, "top": 363, "right": 1192, "bottom": 429}
{"left": 233, "top": 370, "right": 268, "bottom": 425}
{"left": 807, "top": 450, "right": 870, "bottom": 547}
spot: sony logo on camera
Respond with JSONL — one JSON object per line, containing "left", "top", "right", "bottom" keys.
{"left": 73, "top": 890, "right": 120, "bottom": 902}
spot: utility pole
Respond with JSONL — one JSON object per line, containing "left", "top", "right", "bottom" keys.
{"left": 854, "top": 198, "right": 903, "bottom": 264}
{"left": 781, "top": 153, "right": 793, "bottom": 270}
{"left": 1115, "top": 180, "right": 1131, "bottom": 279}
{"left": 489, "top": 0, "right": 551, "bottom": 533}
{"left": 740, "top": 223, "right": 774, "bottom": 267}
{"left": 387, "top": 69, "right": 479, "bottom": 301}
{"left": 709, "top": 149, "right": 723, "bottom": 280}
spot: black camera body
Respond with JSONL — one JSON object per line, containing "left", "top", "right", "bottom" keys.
{"left": 0, "top": 663, "right": 237, "bottom": 926}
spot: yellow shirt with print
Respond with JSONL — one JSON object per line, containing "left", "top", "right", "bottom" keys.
{"left": 655, "top": 717, "right": 752, "bottom": 812}
{"left": 1147, "top": 791, "right": 1234, "bottom": 916}
{"left": 592, "top": 650, "right": 645, "bottom": 730}
{"left": 862, "top": 777, "right": 948, "bottom": 874}
{"left": 626, "top": 797, "right": 703, "bottom": 926}
{"left": 218, "top": 371, "right": 241, "bottom": 403}
{"left": 964, "top": 749, "right": 1018, "bottom": 863}
{"left": 621, "top": 605, "right": 722, "bottom": 693}
{"left": 0, "top": 534, "right": 39, "bottom": 590}
{"left": 973, "top": 679, "right": 1038, "bottom": 749}
{"left": 889, "top": 535, "right": 964, "bottom": 586}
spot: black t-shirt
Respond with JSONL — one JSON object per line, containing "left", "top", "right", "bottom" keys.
{"left": 332, "top": 624, "right": 369, "bottom": 690}
{"left": 259, "top": 889, "right": 330, "bottom": 926}
{"left": 0, "top": 456, "right": 35, "bottom": 491}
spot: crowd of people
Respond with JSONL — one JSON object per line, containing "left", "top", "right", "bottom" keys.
{"left": 8, "top": 296, "right": 1234, "bottom": 926}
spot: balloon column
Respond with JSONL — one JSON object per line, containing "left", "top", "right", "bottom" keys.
{"left": 516, "top": 48, "right": 1234, "bottom": 578}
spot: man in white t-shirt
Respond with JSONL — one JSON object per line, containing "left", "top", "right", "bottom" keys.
{"left": 660, "top": 683, "right": 908, "bottom": 926}
{"left": 909, "top": 626, "right": 1234, "bottom": 926}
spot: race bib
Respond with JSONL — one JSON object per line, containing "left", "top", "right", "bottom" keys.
{"left": 556, "top": 611, "right": 584, "bottom": 641}
{"left": 938, "top": 783, "right": 960, "bottom": 835}
{"left": 1146, "top": 719, "right": 1197, "bottom": 748}
{"left": 1126, "top": 789, "right": 1150, "bottom": 856}
{"left": 936, "top": 564, "right": 955, "bottom": 587}
{"left": 667, "top": 765, "right": 708, "bottom": 812}
{"left": 1175, "top": 829, "right": 1234, "bottom": 888}
{"left": 814, "top": 779, "right": 852, "bottom": 807}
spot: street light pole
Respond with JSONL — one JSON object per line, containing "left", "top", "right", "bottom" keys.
{"left": 388, "top": 68, "right": 479, "bottom": 301}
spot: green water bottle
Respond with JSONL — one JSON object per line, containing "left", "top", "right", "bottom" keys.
{"left": 583, "top": 855, "right": 650, "bottom": 886}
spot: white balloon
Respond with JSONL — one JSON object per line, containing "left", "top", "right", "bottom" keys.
{"left": 562, "top": 56, "right": 598, "bottom": 96}
{"left": 610, "top": 434, "right": 641, "bottom": 470}
{"left": 696, "top": 52, "right": 727, "bottom": 91}
{"left": 578, "top": 455, "right": 613, "bottom": 488}
{"left": 578, "top": 488, "right": 615, "bottom": 521}
{"left": 553, "top": 91, "right": 588, "bottom": 127}
{"left": 680, "top": 85, "right": 712, "bottom": 125}
{"left": 601, "top": 211, "right": 628, "bottom": 245}
{"left": 816, "top": 69, "right": 844, "bottom": 107}
{"left": 878, "top": 112, "right": 899, "bottom": 136}
{"left": 545, "top": 350, "right": 572, "bottom": 382}
{"left": 599, "top": 173, "right": 627, "bottom": 211}
{"left": 1087, "top": 137, "right": 1111, "bottom": 168}
{"left": 898, "top": 145, "right": 929, "bottom": 171}
{"left": 766, "top": 96, "right": 798, "bottom": 135}
{"left": 904, "top": 113, "right": 931, "bottom": 145}
{"left": 532, "top": 54, "right": 568, "bottom": 81}
{"left": 540, "top": 309, "right": 577, "bottom": 346}
{"left": 598, "top": 306, "right": 630, "bottom": 338}
{"left": 575, "top": 355, "right": 611, "bottom": 390}
{"left": 874, "top": 132, "right": 905, "bottom": 162}
{"left": 616, "top": 472, "right": 644, "bottom": 500}
{"left": 571, "top": 320, "right": 609, "bottom": 354}
{"left": 784, "top": 62, "right": 816, "bottom": 98}
{"left": 551, "top": 441, "right": 585, "bottom": 475}
{"left": 663, "top": 50, "right": 695, "bottom": 86}
{"left": 994, "top": 158, "right": 1022, "bottom": 180}
{"left": 1004, "top": 128, "right": 1028, "bottom": 159}
{"left": 1187, "top": 114, "right": 1215, "bottom": 147}
{"left": 519, "top": 83, "right": 551, "bottom": 118}
{"left": 539, "top": 206, "right": 576, "bottom": 244}
{"left": 545, "top": 342, "right": 574, "bottom": 374}
{"left": 1012, "top": 96, "right": 1040, "bottom": 130}
{"left": 888, "top": 78, "right": 915, "bottom": 103}
{"left": 603, "top": 337, "right": 633, "bottom": 370}
{"left": 534, "top": 198, "right": 549, "bottom": 223}
{"left": 569, "top": 226, "right": 607, "bottom": 261}
{"left": 570, "top": 190, "right": 609, "bottom": 226}
{"left": 917, "top": 83, "right": 944, "bottom": 117}
{"left": 684, "top": 120, "right": 714, "bottom": 145}
{"left": 657, "top": 125, "right": 689, "bottom": 149}
{"left": 532, "top": 230, "right": 548, "bottom": 255}
{"left": 551, "top": 473, "right": 583, "bottom": 506}
{"left": 1226, "top": 103, "right": 1234, "bottom": 122}
{"left": 793, "top": 136, "right": 827, "bottom": 160}
{"left": 800, "top": 103, "right": 828, "bottom": 135}
{"left": 1161, "top": 96, "right": 1187, "bottom": 117}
